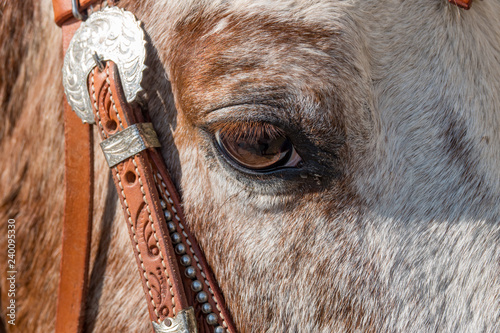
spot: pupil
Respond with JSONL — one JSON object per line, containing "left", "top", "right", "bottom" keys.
{"left": 219, "top": 129, "right": 291, "bottom": 170}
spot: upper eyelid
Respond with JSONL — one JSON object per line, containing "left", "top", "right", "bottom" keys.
{"left": 200, "top": 104, "right": 293, "bottom": 134}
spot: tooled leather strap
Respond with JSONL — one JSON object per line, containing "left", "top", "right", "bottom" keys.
{"left": 53, "top": 1, "right": 236, "bottom": 331}
{"left": 88, "top": 62, "right": 236, "bottom": 333}
{"left": 55, "top": 18, "right": 95, "bottom": 333}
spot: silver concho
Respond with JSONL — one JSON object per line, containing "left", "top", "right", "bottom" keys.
{"left": 152, "top": 307, "right": 198, "bottom": 333}
{"left": 62, "top": 7, "right": 146, "bottom": 123}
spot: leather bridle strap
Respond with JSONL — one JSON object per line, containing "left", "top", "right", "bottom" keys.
{"left": 53, "top": 2, "right": 236, "bottom": 333}
{"left": 55, "top": 17, "right": 94, "bottom": 333}
{"left": 88, "top": 63, "right": 236, "bottom": 333}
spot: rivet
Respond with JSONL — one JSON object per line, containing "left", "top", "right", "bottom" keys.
{"left": 191, "top": 280, "right": 203, "bottom": 292}
{"left": 163, "top": 318, "right": 172, "bottom": 327}
{"left": 175, "top": 243, "right": 186, "bottom": 255}
{"left": 206, "top": 313, "right": 218, "bottom": 325}
{"left": 184, "top": 266, "right": 196, "bottom": 279}
{"left": 196, "top": 291, "right": 208, "bottom": 303}
{"left": 201, "top": 302, "right": 212, "bottom": 314}
{"left": 167, "top": 221, "right": 176, "bottom": 233}
{"left": 214, "top": 326, "right": 225, "bottom": 333}
{"left": 164, "top": 210, "right": 172, "bottom": 221}
{"left": 180, "top": 254, "right": 191, "bottom": 266}
{"left": 170, "top": 232, "right": 181, "bottom": 244}
{"left": 160, "top": 200, "right": 167, "bottom": 209}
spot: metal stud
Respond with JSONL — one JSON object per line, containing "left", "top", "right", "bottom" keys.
{"left": 167, "top": 221, "right": 176, "bottom": 233}
{"left": 175, "top": 243, "right": 186, "bottom": 255}
{"left": 201, "top": 302, "right": 212, "bottom": 314}
{"left": 170, "top": 232, "right": 181, "bottom": 244}
{"left": 214, "top": 326, "right": 225, "bottom": 333}
{"left": 180, "top": 255, "right": 191, "bottom": 266}
{"left": 196, "top": 291, "right": 208, "bottom": 303}
{"left": 160, "top": 200, "right": 167, "bottom": 210}
{"left": 206, "top": 313, "right": 218, "bottom": 325}
{"left": 164, "top": 209, "right": 172, "bottom": 221}
{"left": 184, "top": 266, "right": 196, "bottom": 279}
{"left": 191, "top": 280, "right": 203, "bottom": 292}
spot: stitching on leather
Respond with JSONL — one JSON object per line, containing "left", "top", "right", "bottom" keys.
{"left": 106, "top": 67, "right": 124, "bottom": 130}
{"left": 134, "top": 158, "right": 176, "bottom": 316}
{"left": 114, "top": 165, "right": 160, "bottom": 319}
{"left": 104, "top": 72, "right": 171, "bottom": 319}
{"left": 154, "top": 172, "right": 227, "bottom": 328}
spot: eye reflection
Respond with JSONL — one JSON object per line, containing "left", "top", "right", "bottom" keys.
{"left": 214, "top": 122, "right": 301, "bottom": 171}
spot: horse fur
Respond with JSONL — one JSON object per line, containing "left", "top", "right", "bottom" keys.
{"left": 1, "top": 0, "right": 499, "bottom": 332}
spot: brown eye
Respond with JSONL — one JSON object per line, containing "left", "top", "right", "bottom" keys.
{"left": 215, "top": 123, "right": 301, "bottom": 171}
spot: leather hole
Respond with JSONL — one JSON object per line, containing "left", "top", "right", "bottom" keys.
{"left": 125, "top": 171, "right": 136, "bottom": 185}
{"left": 106, "top": 119, "right": 117, "bottom": 132}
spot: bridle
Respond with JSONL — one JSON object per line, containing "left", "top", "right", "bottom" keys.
{"left": 53, "top": 1, "right": 235, "bottom": 332}
{"left": 51, "top": 0, "right": 473, "bottom": 332}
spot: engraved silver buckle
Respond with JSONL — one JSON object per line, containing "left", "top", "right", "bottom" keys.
{"left": 62, "top": 7, "right": 146, "bottom": 123}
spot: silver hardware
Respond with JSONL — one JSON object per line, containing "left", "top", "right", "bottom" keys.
{"left": 167, "top": 221, "right": 176, "bottom": 233}
{"left": 160, "top": 200, "right": 168, "bottom": 210}
{"left": 214, "top": 326, "right": 225, "bottom": 333}
{"left": 92, "top": 52, "right": 105, "bottom": 71}
{"left": 184, "top": 266, "right": 196, "bottom": 279}
{"left": 180, "top": 255, "right": 192, "bottom": 266}
{"left": 191, "top": 280, "right": 203, "bottom": 292}
{"left": 206, "top": 313, "right": 218, "bottom": 325}
{"left": 175, "top": 243, "right": 186, "bottom": 255}
{"left": 62, "top": 7, "right": 146, "bottom": 123}
{"left": 201, "top": 303, "right": 212, "bottom": 314}
{"left": 171, "top": 233, "right": 181, "bottom": 244}
{"left": 71, "top": 0, "right": 87, "bottom": 21}
{"left": 164, "top": 210, "right": 172, "bottom": 221}
{"left": 152, "top": 307, "right": 198, "bottom": 333}
{"left": 100, "top": 123, "right": 161, "bottom": 167}
{"left": 196, "top": 291, "right": 208, "bottom": 303}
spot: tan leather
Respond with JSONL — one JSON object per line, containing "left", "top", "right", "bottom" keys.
{"left": 55, "top": 18, "right": 94, "bottom": 333}
{"left": 89, "top": 63, "right": 190, "bottom": 322}
{"left": 448, "top": 0, "right": 473, "bottom": 9}
{"left": 53, "top": 1, "right": 236, "bottom": 331}
{"left": 88, "top": 62, "right": 237, "bottom": 332}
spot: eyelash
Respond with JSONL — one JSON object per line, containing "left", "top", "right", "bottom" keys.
{"left": 209, "top": 121, "right": 285, "bottom": 143}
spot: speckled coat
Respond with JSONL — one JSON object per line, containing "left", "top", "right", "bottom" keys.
{"left": 1, "top": 0, "right": 499, "bottom": 332}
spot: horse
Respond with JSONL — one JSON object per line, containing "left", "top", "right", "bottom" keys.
{"left": 1, "top": 0, "right": 499, "bottom": 331}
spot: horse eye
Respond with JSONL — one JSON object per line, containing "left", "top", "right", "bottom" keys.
{"left": 215, "top": 124, "right": 301, "bottom": 171}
